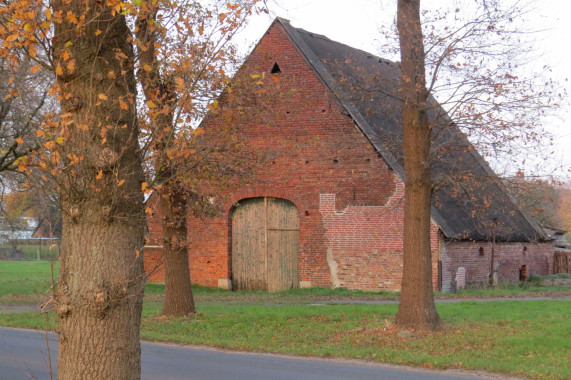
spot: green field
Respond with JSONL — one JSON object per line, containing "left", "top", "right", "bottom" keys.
{"left": 0, "top": 261, "right": 569, "bottom": 379}
{"left": 0, "top": 260, "right": 58, "bottom": 302}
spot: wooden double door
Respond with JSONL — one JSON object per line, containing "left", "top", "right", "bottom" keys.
{"left": 231, "top": 197, "right": 299, "bottom": 291}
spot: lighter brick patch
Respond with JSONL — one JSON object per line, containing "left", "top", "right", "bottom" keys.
{"left": 327, "top": 248, "right": 341, "bottom": 288}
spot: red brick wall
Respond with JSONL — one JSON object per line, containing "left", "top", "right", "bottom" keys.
{"left": 144, "top": 22, "right": 439, "bottom": 291}
{"left": 442, "top": 240, "right": 554, "bottom": 291}
{"left": 194, "top": 22, "right": 381, "bottom": 290}
{"left": 144, "top": 193, "right": 233, "bottom": 286}
{"left": 318, "top": 186, "right": 440, "bottom": 291}
{"left": 144, "top": 247, "right": 165, "bottom": 283}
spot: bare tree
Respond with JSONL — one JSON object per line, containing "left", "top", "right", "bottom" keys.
{"left": 391, "top": 0, "right": 562, "bottom": 330}
{"left": 506, "top": 177, "right": 563, "bottom": 228}
{"left": 394, "top": 0, "right": 440, "bottom": 331}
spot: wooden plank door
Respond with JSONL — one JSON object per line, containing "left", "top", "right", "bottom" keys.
{"left": 266, "top": 198, "right": 299, "bottom": 292}
{"left": 231, "top": 198, "right": 267, "bottom": 290}
{"left": 232, "top": 197, "right": 299, "bottom": 291}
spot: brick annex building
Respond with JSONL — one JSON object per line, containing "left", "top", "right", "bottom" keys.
{"left": 145, "top": 18, "right": 555, "bottom": 292}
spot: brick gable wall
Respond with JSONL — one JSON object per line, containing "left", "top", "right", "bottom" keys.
{"left": 186, "top": 22, "right": 438, "bottom": 291}
{"left": 144, "top": 22, "right": 440, "bottom": 290}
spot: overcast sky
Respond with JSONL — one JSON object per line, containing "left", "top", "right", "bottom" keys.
{"left": 236, "top": 0, "right": 571, "bottom": 181}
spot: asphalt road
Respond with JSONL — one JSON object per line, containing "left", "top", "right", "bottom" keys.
{"left": 0, "top": 327, "right": 505, "bottom": 380}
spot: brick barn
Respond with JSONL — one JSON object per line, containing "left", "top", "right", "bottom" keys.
{"left": 144, "top": 18, "right": 555, "bottom": 292}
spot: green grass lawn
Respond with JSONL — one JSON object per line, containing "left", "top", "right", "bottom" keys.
{"left": 140, "top": 300, "right": 569, "bottom": 380}
{"left": 0, "top": 260, "right": 58, "bottom": 303}
{"left": 0, "top": 261, "right": 569, "bottom": 379}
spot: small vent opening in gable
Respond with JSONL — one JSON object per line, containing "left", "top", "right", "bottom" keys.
{"left": 270, "top": 63, "right": 281, "bottom": 74}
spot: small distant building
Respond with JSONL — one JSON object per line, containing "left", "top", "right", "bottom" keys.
{"left": 145, "top": 18, "right": 555, "bottom": 292}
{"left": 0, "top": 216, "right": 37, "bottom": 244}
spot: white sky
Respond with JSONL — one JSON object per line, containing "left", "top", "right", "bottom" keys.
{"left": 236, "top": 0, "right": 571, "bottom": 181}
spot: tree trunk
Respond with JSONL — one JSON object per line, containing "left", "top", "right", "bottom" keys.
{"left": 52, "top": 1, "right": 146, "bottom": 378}
{"left": 394, "top": 0, "right": 441, "bottom": 331}
{"left": 135, "top": 4, "right": 195, "bottom": 316}
{"left": 489, "top": 225, "right": 496, "bottom": 286}
{"left": 159, "top": 181, "right": 196, "bottom": 316}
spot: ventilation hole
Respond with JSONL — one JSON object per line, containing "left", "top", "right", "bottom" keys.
{"left": 523, "top": 246, "right": 527, "bottom": 255}
{"left": 270, "top": 62, "right": 281, "bottom": 74}
{"left": 305, "top": 211, "right": 309, "bottom": 216}
{"left": 305, "top": 160, "right": 309, "bottom": 164}
{"left": 286, "top": 111, "right": 290, "bottom": 115}
{"left": 366, "top": 158, "right": 371, "bottom": 162}
{"left": 479, "top": 247, "right": 484, "bottom": 256}
{"left": 322, "top": 109, "right": 326, "bottom": 113}
{"left": 333, "top": 159, "right": 339, "bottom": 164}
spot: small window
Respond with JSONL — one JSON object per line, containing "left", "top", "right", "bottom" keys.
{"left": 523, "top": 246, "right": 527, "bottom": 255}
{"left": 270, "top": 63, "right": 281, "bottom": 74}
{"left": 479, "top": 247, "right": 484, "bottom": 256}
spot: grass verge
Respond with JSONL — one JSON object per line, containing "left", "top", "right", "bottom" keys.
{"left": 1, "top": 300, "right": 568, "bottom": 379}
{"left": 1, "top": 261, "right": 569, "bottom": 379}
{"left": 0, "top": 261, "right": 58, "bottom": 303}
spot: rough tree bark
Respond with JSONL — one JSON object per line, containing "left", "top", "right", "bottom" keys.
{"left": 394, "top": 0, "right": 441, "bottom": 331}
{"left": 158, "top": 181, "right": 195, "bottom": 315}
{"left": 52, "top": 1, "right": 147, "bottom": 378}
{"left": 135, "top": 4, "right": 195, "bottom": 316}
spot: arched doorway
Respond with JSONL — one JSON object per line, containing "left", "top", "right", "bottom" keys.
{"left": 231, "top": 197, "right": 299, "bottom": 291}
